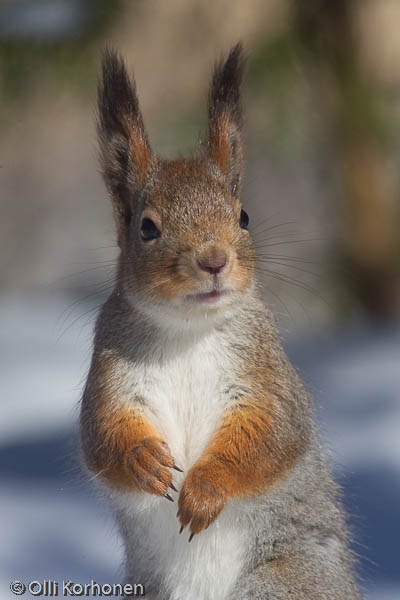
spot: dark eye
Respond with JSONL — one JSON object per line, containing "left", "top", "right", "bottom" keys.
{"left": 240, "top": 209, "right": 249, "bottom": 230}
{"left": 140, "top": 217, "right": 161, "bottom": 241}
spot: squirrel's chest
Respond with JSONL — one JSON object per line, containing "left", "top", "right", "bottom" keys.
{"left": 135, "top": 339, "right": 228, "bottom": 469}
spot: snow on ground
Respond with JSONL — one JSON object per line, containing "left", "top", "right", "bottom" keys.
{"left": 1, "top": 295, "right": 399, "bottom": 599}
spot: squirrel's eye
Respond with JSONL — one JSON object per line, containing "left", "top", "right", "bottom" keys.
{"left": 140, "top": 217, "right": 161, "bottom": 241}
{"left": 240, "top": 209, "right": 249, "bottom": 230}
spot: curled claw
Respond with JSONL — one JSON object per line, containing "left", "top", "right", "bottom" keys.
{"left": 188, "top": 532, "right": 195, "bottom": 543}
{"left": 179, "top": 525, "right": 184, "bottom": 534}
{"left": 172, "top": 464, "right": 184, "bottom": 473}
{"left": 169, "top": 482, "right": 178, "bottom": 493}
{"left": 164, "top": 493, "right": 174, "bottom": 502}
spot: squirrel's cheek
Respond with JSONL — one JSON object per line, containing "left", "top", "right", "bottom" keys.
{"left": 228, "top": 262, "right": 255, "bottom": 294}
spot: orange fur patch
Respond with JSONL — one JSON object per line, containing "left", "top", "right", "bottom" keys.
{"left": 128, "top": 123, "right": 152, "bottom": 187}
{"left": 85, "top": 401, "right": 175, "bottom": 494}
{"left": 208, "top": 113, "right": 234, "bottom": 175}
{"left": 178, "top": 393, "right": 304, "bottom": 535}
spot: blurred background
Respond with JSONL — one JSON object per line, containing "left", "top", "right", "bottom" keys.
{"left": 1, "top": 1, "right": 399, "bottom": 598}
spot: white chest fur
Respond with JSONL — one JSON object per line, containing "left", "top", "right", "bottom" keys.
{"left": 111, "top": 330, "right": 249, "bottom": 599}
{"left": 139, "top": 332, "right": 227, "bottom": 468}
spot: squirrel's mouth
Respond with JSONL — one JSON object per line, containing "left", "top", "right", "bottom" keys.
{"left": 183, "top": 289, "right": 229, "bottom": 305}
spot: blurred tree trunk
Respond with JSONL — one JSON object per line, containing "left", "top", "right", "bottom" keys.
{"left": 294, "top": 0, "right": 399, "bottom": 320}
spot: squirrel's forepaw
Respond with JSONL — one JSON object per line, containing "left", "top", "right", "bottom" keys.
{"left": 126, "top": 438, "right": 180, "bottom": 499}
{"left": 177, "top": 463, "right": 227, "bottom": 539}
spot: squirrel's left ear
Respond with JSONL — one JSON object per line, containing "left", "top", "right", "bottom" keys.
{"left": 206, "top": 43, "right": 245, "bottom": 197}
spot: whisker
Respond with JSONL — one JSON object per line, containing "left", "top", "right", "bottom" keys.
{"left": 52, "top": 265, "right": 117, "bottom": 285}
{"left": 56, "top": 288, "right": 114, "bottom": 341}
{"left": 260, "top": 277, "right": 313, "bottom": 328}
{"left": 253, "top": 237, "right": 323, "bottom": 250}
{"left": 86, "top": 245, "right": 119, "bottom": 251}
{"left": 247, "top": 209, "right": 286, "bottom": 233}
{"left": 261, "top": 284, "right": 296, "bottom": 324}
{"left": 256, "top": 259, "right": 321, "bottom": 278}
{"left": 255, "top": 254, "right": 322, "bottom": 265}
{"left": 250, "top": 220, "right": 299, "bottom": 237}
{"left": 254, "top": 267, "right": 332, "bottom": 311}
{"left": 56, "top": 280, "right": 116, "bottom": 332}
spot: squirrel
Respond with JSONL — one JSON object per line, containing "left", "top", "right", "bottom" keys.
{"left": 80, "top": 44, "right": 361, "bottom": 600}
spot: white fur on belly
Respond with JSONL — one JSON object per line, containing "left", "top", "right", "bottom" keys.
{"left": 115, "top": 492, "right": 248, "bottom": 599}
{"left": 111, "top": 331, "right": 249, "bottom": 599}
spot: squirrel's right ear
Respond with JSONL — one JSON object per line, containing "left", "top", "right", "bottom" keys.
{"left": 97, "top": 49, "right": 153, "bottom": 244}
{"left": 206, "top": 43, "right": 245, "bottom": 197}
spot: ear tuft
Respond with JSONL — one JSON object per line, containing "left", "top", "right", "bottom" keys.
{"left": 97, "top": 48, "right": 152, "bottom": 245}
{"left": 208, "top": 42, "right": 245, "bottom": 129}
{"left": 207, "top": 43, "right": 245, "bottom": 196}
{"left": 98, "top": 48, "right": 141, "bottom": 139}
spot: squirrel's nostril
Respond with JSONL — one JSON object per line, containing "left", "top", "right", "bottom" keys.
{"left": 197, "top": 250, "right": 227, "bottom": 275}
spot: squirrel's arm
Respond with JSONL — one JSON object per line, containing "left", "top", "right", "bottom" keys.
{"left": 178, "top": 357, "right": 310, "bottom": 535}
{"left": 80, "top": 353, "right": 177, "bottom": 496}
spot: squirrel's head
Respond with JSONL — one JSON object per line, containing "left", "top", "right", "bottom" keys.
{"left": 97, "top": 44, "right": 255, "bottom": 326}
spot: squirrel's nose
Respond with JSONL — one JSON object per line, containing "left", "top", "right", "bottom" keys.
{"left": 197, "top": 249, "right": 227, "bottom": 274}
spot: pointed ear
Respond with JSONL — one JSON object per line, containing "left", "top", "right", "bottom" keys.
{"left": 207, "top": 43, "right": 245, "bottom": 197}
{"left": 97, "top": 49, "right": 153, "bottom": 244}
